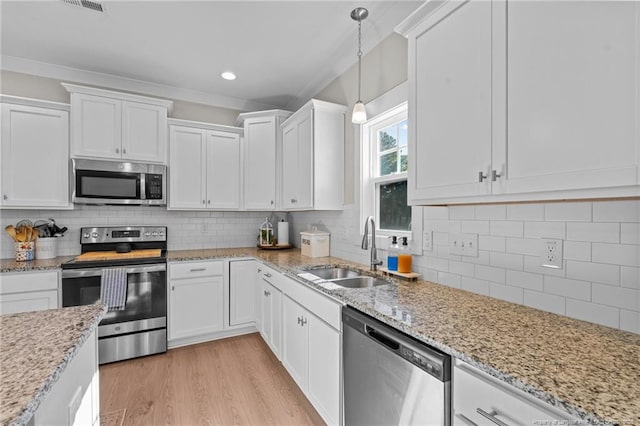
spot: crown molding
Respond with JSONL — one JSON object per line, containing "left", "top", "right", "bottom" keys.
{"left": 1, "top": 55, "right": 279, "bottom": 112}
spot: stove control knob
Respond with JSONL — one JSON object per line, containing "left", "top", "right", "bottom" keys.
{"left": 144, "top": 232, "right": 151, "bottom": 237}
{"left": 152, "top": 232, "right": 158, "bottom": 236}
{"left": 159, "top": 232, "right": 165, "bottom": 237}
{"left": 83, "top": 233, "right": 90, "bottom": 239}
{"left": 92, "top": 232, "right": 98, "bottom": 238}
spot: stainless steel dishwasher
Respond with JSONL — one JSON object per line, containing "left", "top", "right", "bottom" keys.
{"left": 343, "top": 306, "right": 451, "bottom": 426}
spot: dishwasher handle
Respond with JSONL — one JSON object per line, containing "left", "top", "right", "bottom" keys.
{"left": 365, "top": 325, "right": 400, "bottom": 351}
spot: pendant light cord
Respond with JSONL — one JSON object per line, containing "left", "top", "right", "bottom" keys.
{"left": 357, "top": 19, "right": 362, "bottom": 103}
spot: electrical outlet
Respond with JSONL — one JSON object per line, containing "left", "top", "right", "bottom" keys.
{"left": 423, "top": 231, "right": 433, "bottom": 251}
{"left": 540, "top": 238, "right": 563, "bottom": 269}
{"left": 450, "top": 233, "right": 478, "bottom": 257}
{"left": 199, "top": 223, "right": 208, "bottom": 233}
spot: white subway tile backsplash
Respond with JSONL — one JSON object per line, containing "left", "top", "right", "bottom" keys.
{"left": 543, "top": 276, "right": 591, "bottom": 301}
{"left": 479, "top": 235, "right": 506, "bottom": 252}
{"left": 593, "top": 200, "right": 640, "bottom": 223}
{"left": 621, "top": 223, "right": 640, "bottom": 244}
{"left": 620, "top": 267, "right": 639, "bottom": 290}
{"left": 620, "top": 309, "right": 640, "bottom": 334}
{"left": 506, "top": 204, "right": 544, "bottom": 221}
{"left": 564, "top": 241, "right": 591, "bottom": 262}
{"left": 566, "top": 222, "right": 620, "bottom": 243}
{"left": 523, "top": 255, "right": 566, "bottom": 277}
{"left": 524, "top": 290, "right": 565, "bottom": 315}
{"left": 566, "top": 299, "right": 619, "bottom": 329}
{"left": 460, "top": 221, "right": 490, "bottom": 235}
{"left": 523, "top": 221, "right": 566, "bottom": 239}
{"left": 565, "top": 261, "right": 619, "bottom": 286}
{"left": 465, "top": 249, "right": 491, "bottom": 265}
{"left": 475, "top": 204, "right": 506, "bottom": 221}
{"left": 449, "top": 261, "right": 475, "bottom": 278}
{"left": 544, "top": 202, "right": 592, "bottom": 222}
{"left": 506, "top": 238, "right": 540, "bottom": 256}
{"left": 424, "top": 206, "right": 449, "bottom": 220}
{"left": 592, "top": 284, "right": 639, "bottom": 310}
{"left": 592, "top": 243, "right": 640, "bottom": 267}
{"left": 433, "top": 232, "right": 450, "bottom": 246}
{"left": 490, "top": 221, "right": 524, "bottom": 237}
{"left": 461, "top": 277, "right": 490, "bottom": 296}
{"left": 476, "top": 264, "right": 506, "bottom": 284}
{"left": 424, "top": 255, "right": 449, "bottom": 272}
{"left": 506, "top": 270, "right": 544, "bottom": 291}
{"left": 437, "top": 271, "right": 461, "bottom": 289}
{"left": 490, "top": 252, "right": 524, "bottom": 270}
{"left": 449, "top": 206, "right": 475, "bottom": 220}
{"left": 490, "top": 283, "right": 524, "bottom": 304}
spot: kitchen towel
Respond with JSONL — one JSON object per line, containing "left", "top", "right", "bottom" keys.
{"left": 100, "top": 268, "right": 128, "bottom": 311}
{"left": 277, "top": 221, "right": 289, "bottom": 246}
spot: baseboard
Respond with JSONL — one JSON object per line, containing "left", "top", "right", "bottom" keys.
{"left": 168, "top": 324, "right": 258, "bottom": 349}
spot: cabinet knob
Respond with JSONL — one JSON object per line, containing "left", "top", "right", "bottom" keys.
{"left": 172, "top": 286, "right": 175, "bottom": 291}
{"left": 264, "top": 273, "right": 272, "bottom": 278}
{"left": 122, "top": 148, "right": 127, "bottom": 154}
{"left": 478, "top": 171, "right": 488, "bottom": 182}
{"left": 291, "top": 198, "right": 297, "bottom": 203}
{"left": 208, "top": 200, "right": 211, "bottom": 204}
{"left": 115, "top": 148, "right": 120, "bottom": 154}
{"left": 3, "top": 195, "right": 7, "bottom": 200}
{"left": 257, "top": 268, "right": 262, "bottom": 273}
{"left": 491, "top": 170, "right": 502, "bottom": 181}
{"left": 263, "top": 290, "right": 268, "bottom": 296}
{"left": 270, "top": 200, "right": 274, "bottom": 205}
{"left": 202, "top": 200, "right": 206, "bottom": 204}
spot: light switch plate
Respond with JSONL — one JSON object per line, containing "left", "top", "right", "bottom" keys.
{"left": 540, "top": 238, "right": 564, "bottom": 269}
{"left": 450, "top": 233, "right": 478, "bottom": 257}
{"left": 423, "top": 231, "right": 433, "bottom": 251}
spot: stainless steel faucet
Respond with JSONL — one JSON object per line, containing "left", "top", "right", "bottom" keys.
{"left": 361, "top": 216, "right": 383, "bottom": 271}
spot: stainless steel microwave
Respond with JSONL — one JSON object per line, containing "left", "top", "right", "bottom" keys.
{"left": 72, "top": 159, "right": 166, "bottom": 205}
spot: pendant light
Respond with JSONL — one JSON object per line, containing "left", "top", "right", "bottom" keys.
{"left": 351, "top": 7, "right": 368, "bottom": 124}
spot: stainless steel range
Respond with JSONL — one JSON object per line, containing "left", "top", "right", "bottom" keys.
{"left": 61, "top": 226, "right": 167, "bottom": 364}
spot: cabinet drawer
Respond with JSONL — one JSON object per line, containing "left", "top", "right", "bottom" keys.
{"left": 454, "top": 361, "right": 575, "bottom": 426}
{"left": 169, "top": 261, "right": 223, "bottom": 279}
{"left": 0, "top": 270, "right": 58, "bottom": 294}
{"left": 257, "top": 264, "right": 282, "bottom": 290}
{"left": 280, "top": 275, "right": 341, "bottom": 330}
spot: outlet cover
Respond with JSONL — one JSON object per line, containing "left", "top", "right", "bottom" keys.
{"left": 539, "top": 238, "right": 564, "bottom": 269}
{"left": 450, "top": 233, "right": 478, "bottom": 257}
{"left": 423, "top": 231, "right": 433, "bottom": 251}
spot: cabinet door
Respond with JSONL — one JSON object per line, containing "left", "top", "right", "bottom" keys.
{"left": 260, "top": 279, "right": 282, "bottom": 359}
{"left": 71, "top": 93, "right": 121, "bottom": 159}
{"left": 282, "top": 115, "right": 313, "bottom": 210}
{"left": 260, "top": 279, "right": 272, "bottom": 346}
{"left": 121, "top": 101, "right": 167, "bottom": 163}
{"left": 501, "top": 1, "right": 639, "bottom": 194}
{"left": 1, "top": 104, "right": 69, "bottom": 208}
{"left": 168, "top": 125, "right": 206, "bottom": 209}
{"left": 206, "top": 131, "right": 241, "bottom": 209}
{"left": 244, "top": 117, "right": 276, "bottom": 210}
{"left": 282, "top": 295, "right": 308, "bottom": 390}
{"left": 0, "top": 290, "right": 58, "bottom": 315}
{"left": 169, "top": 276, "right": 223, "bottom": 340}
{"left": 408, "top": 0, "right": 493, "bottom": 202}
{"left": 307, "top": 314, "right": 340, "bottom": 425}
{"left": 229, "top": 260, "right": 255, "bottom": 326}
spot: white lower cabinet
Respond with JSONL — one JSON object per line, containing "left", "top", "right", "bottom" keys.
{"left": 33, "top": 329, "right": 99, "bottom": 426}
{"left": 258, "top": 267, "right": 283, "bottom": 359}
{"left": 168, "top": 261, "right": 224, "bottom": 343}
{"left": 453, "top": 359, "right": 577, "bottom": 425}
{"left": 0, "top": 270, "right": 59, "bottom": 315}
{"left": 229, "top": 259, "right": 256, "bottom": 326}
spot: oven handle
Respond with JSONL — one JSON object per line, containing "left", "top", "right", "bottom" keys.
{"left": 62, "top": 264, "right": 166, "bottom": 278}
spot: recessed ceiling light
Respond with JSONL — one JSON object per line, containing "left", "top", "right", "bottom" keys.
{"left": 221, "top": 71, "right": 236, "bottom": 81}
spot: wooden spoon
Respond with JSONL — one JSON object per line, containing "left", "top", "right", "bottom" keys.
{"left": 15, "top": 226, "right": 26, "bottom": 242}
{"left": 5, "top": 225, "right": 17, "bottom": 242}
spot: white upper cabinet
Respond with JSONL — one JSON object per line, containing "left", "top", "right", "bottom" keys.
{"left": 0, "top": 97, "right": 70, "bottom": 209}
{"left": 63, "top": 83, "right": 172, "bottom": 164}
{"left": 238, "top": 110, "right": 292, "bottom": 210}
{"left": 281, "top": 99, "right": 346, "bottom": 211}
{"left": 398, "top": 0, "right": 640, "bottom": 204}
{"left": 168, "top": 120, "right": 243, "bottom": 210}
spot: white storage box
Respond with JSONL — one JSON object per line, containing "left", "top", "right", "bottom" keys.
{"left": 300, "top": 231, "right": 330, "bottom": 257}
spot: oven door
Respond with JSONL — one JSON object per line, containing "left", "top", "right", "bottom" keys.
{"left": 61, "top": 264, "right": 167, "bottom": 335}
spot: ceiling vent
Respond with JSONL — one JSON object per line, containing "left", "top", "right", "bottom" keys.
{"left": 60, "top": 0, "right": 105, "bottom": 13}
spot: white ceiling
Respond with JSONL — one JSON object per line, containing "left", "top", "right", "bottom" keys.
{"left": 0, "top": 1, "right": 421, "bottom": 111}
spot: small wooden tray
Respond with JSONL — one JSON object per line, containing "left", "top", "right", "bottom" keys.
{"left": 379, "top": 267, "right": 420, "bottom": 281}
{"left": 257, "top": 244, "right": 293, "bottom": 250}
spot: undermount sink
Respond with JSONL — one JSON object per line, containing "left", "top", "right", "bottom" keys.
{"left": 330, "top": 276, "right": 390, "bottom": 288}
{"left": 308, "top": 267, "right": 361, "bottom": 280}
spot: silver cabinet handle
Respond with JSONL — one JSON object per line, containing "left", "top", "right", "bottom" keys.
{"left": 455, "top": 413, "right": 478, "bottom": 426}
{"left": 301, "top": 317, "right": 307, "bottom": 326}
{"left": 189, "top": 268, "right": 206, "bottom": 272}
{"left": 257, "top": 268, "right": 262, "bottom": 273}
{"left": 476, "top": 409, "right": 509, "bottom": 426}
{"left": 3, "top": 195, "right": 7, "bottom": 200}
{"left": 270, "top": 200, "right": 274, "bottom": 205}
{"left": 491, "top": 170, "right": 502, "bottom": 181}
{"left": 297, "top": 316, "right": 302, "bottom": 325}
{"left": 207, "top": 200, "right": 211, "bottom": 204}
{"left": 266, "top": 290, "right": 271, "bottom": 296}
{"left": 478, "top": 171, "right": 488, "bottom": 182}
{"left": 264, "top": 273, "right": 272, "bottom": 278}
{"left": 122, "top": 148, "right": 126, "bottom": 154}
{"left": 115, "top": 148, "right": 119, "bottom": 154}
{"left": 263, "top": 290, "right": 268, "bottom": 296}
{"left": 291, "top": 198, "right": 297, "bottom": 203}
{"left": 172, "top": 286, "right": 175, "bottom": 291}
{"left": 202, "top": 200, "right": 206, "bottom": 204}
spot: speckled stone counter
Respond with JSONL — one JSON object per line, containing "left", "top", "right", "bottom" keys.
{"left": 2, "top": 248, "right": 638, "bottom": 424}
{"left": 0, "top": 304, "right": 106, "bottom": 426}
{"left": 0, "top": 256, "right": 74, "bottom": 273}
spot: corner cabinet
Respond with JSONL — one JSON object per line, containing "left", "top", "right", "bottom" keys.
{"left": 168, "top": 120, "right": 243, "bottom": 210}
{"left": 63, "top": 83, "right": 172, "bottom": 164}
{"left": 281, "top": 99, "right": 346, "bottom": 210}
{"left": 397, "top": 0, "right": 640, "bottom": 204}
{"left": 0, "top": 97, "right": 70, "bottom": 209}
{"left": 237, "top": 110, "right": 292, "bottom": 210}
{"left": 229, "top": 259, "right": 256, "bottom": 327}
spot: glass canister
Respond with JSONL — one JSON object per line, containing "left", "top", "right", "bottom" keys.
{"left": 259, "top": 217, "right": 274, "bottom": 247}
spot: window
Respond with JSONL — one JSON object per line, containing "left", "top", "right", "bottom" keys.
{"left": 361, "top": 102, "right": 411, "bottom": 236}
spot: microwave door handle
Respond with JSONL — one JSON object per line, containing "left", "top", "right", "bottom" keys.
{"left": 62, "top": 264, "right": 166, "bottom": 278}
{"left": 140, "top": 173, "right": 146, "bottom": 200}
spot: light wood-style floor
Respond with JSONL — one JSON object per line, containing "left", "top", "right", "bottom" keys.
{"left": 100, "top": 333, "right": 325, "bottom": 426}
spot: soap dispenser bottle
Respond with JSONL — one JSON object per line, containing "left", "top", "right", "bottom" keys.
{"left": 387, "top": 236, "right": 399, "bottom": 271}
{"left": 398, "top": 237, "right": 412, "bottom": 273}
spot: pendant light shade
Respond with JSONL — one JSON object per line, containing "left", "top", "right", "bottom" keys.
{"left": 351, "top": 7, "right": 368, "bottom": 124}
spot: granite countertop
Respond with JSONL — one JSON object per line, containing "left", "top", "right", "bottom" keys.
{"left": 0, "top": 304, "right": 107, "bottom": 426}
{"left": 1, "top": 248, "right": 638, "bottom": 424}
